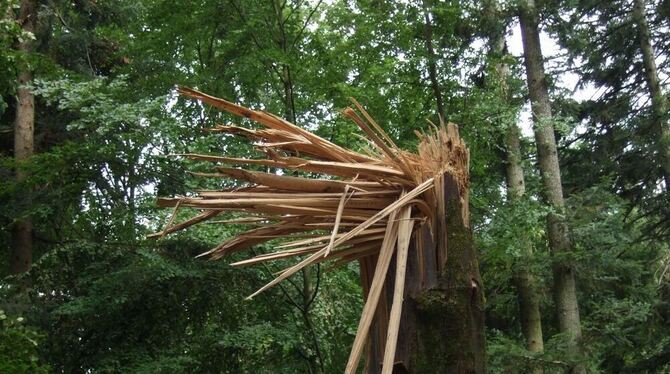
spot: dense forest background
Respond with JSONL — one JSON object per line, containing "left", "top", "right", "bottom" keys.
{"left": 1, "top": 0, "right": 669, "bottom": 372}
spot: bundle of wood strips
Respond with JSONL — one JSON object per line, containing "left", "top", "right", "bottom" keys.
{"left": 151, "top": 87, "right": 469, "bottom": 373}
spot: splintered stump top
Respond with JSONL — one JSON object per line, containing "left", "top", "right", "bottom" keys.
{"left": 152, "top": 87, "right": 483, "bottom": 373}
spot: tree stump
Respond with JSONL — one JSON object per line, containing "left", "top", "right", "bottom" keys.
{"left": 360, "top": 173, "right": 485, "bottom": 374}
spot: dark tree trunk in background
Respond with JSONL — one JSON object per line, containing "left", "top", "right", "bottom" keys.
{"left": 271, "top": 2, "right": 323, "bottom": 372}
{"left": 421, "top": 0, "right": 446, "bottom": 123}
{"left": 11, "top": 0, "right": 37, "bottom": 275}
{"left": 519, "top": 0, "right": 585, "bottom": 372}
{"left": 360, "top": 173, "right": 485, "bottom": 374}
{"left": 632, "top": 0, "right": 670, "bottom": 189}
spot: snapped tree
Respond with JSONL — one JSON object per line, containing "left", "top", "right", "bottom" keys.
{"left": 152, "top": 88, "right": 485, "bottom": 373}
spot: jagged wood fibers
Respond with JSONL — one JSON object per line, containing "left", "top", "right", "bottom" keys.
{"left": 152, "top": 87, "right": 470, "bottom": 373}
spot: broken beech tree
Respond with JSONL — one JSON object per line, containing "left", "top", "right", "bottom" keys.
{"left": 152, "top": 88, "right": 485, "bottom": 373}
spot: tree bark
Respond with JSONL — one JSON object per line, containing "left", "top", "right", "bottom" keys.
{"left": 361, "top": 173, "right": 486, "bottom": 374}
{"left": 518, "top": 0, "right": 584, "bottom": 372}
{"left": 421, "top": 0, "right": 446, "bottom": 123}
{"left": 632, "top": 0, "right": 670, "bottom": 189}
{"left": 499, "top": 98, "right": 545, "bottom": 360}
{"left": 485, "top": 1, "right": 545, "bottom": 366}
{"left": 11, "top": 0, "right": 37, "bottom": 275}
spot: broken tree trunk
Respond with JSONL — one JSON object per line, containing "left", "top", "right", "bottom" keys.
{"left": 361, "top": 173, "right": 485, "bottom": 374}
{"left": 153, "top": 88, "right": 486, "bottom": 373}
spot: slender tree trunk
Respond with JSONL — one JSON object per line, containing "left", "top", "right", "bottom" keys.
{"left": 285, "top": 72, "right": 323, "bottom": 372}
{"left": 282, "top": 64, "right": 297, "bottom": 124}
{"left": 485, "top": 2, "right": 544, "bottom": 366}
{"left": 271, "top": 3, "right": 323, "bottom": 372}
{"left": 302, "top": 269, "right": 324, "bottom": 374}
{"left": 632, "top": 0, "right": 670, "bottom": 189}
{"left": 505, "top": 127, "right": 545, "bottom": 358}
{"left": 519, "top": 1, "right": 584, "bottom": 372}
{"left": 421, "top": 0, "right": 445, "bottom": 123}
{"left": 11, "top": 0, "right": 37, "bottom": 275}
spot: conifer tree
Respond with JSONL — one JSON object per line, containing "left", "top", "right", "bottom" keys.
{"left": 519, "top": 0, "right": 584, "bottom": 371}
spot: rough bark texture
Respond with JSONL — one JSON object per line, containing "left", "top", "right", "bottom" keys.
{"left": 486, "top": 1, "right": 545, "bottom": 364}
{"left": 11, "top": 0, "right": 37, "bottom": 275}
{"left": 361, "top": 173, "right": 485, "bottom": 374}
{"left": 519, "top": 0, "right": 584, "bottom": 372}
{"left": 632, "top": 0, "right": 670, "bottom": 189}
{"left": 501, "top": 61, "right": 545, "bottom": 364}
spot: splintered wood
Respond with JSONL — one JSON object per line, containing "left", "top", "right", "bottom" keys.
{"left": 151, "top": 87, "right": 470, "bottom": 374}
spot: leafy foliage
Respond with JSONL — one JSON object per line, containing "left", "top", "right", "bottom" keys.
{"left": 2, "top": 239, "right": 359, "bottom": 373}
{"left": 0, "top": 309, "right": 49, "bottom": 374}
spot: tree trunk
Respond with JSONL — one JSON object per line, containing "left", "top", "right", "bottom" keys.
{"left": 361, "top": 172, "right": 486, "bottom": 373}
{"left": 271, "top": 3, "right": 323, "bottom": 371}
{"left": 519, "top": 0, "right": 585, "bottom": 372}
{"left": 632, "top": 0, "right": 670, "bottom": 189}
{"left": 421, "top": 0, "right": 446, "bottom": 123}
{"left": 11, "top": 0, "right": 37, "bottom": 275}
{"left": 500, "top": 54, "right": 546, "bottom": 368}
{"left": 485, "top": 1, "right": 545, "bottom": 366}
{"left": 499, "top": 96, "right": 545, "bottom": 361}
